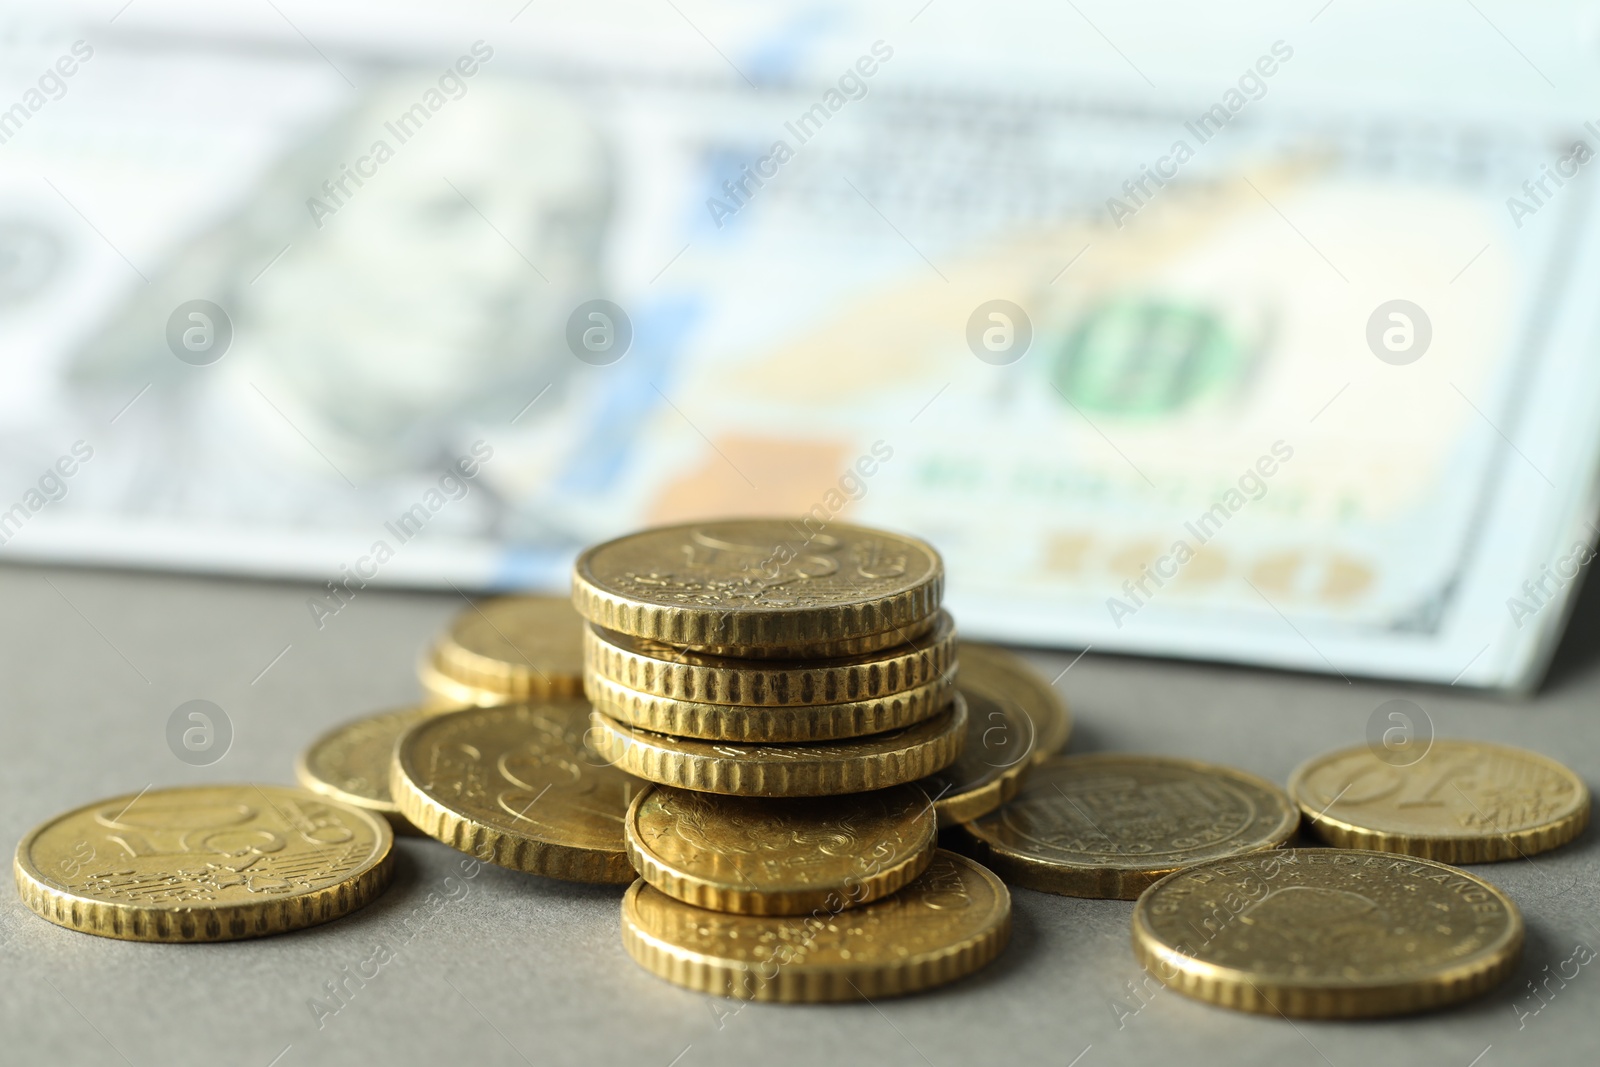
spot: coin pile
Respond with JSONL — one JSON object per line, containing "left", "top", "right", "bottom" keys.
{"left": 10, "top": 517, "right": 1592, "bottom": 1021}
{"left": 572, "top": 520, "right": 960, "bottom": 789}
{"left": 571, "top": 520, "right": 1017, "bottom": 999}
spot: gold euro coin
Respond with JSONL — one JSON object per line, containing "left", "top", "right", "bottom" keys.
{"left": 583, "top": 610, "right": 956, "bottom": 706}
{"left": 585, "top": 665, "right": 956, "bottom": 742}
{"left": 624, "top": 784, "right": 936, "bottom": 915}
{"left": 15, "top": 784, "right": 394, "bottom": 942}
{"left": 417, "top": 658, "right": 500, "bottom": 709}
{"left": 956, "top": 754, "right": 1297, "bottom": 898}
{"left": 958, "top": 643, "right": 1073, "bottom": 765}
{"left": 589, "top": 694, "right": 967, "bottom": 797}
{"left": 571, "top": 519, "right": 943, "bottom": 651}
{"left": 1131, "top": 848, "right": 1524, "bottom": 1018}
{"left": 422, "top": 594, "right": 586, "bottom": 702}
{"left": 621, "top": 849, "right": 1009, "bottom": 1002}
{"left": 696, "top": 613, "right": 939, "bottom": 660}
{"left": 296, "top": 705, "right": 441, "bottom": 833}
{"left": 1289, "top": 739, "right": 1590, "bottom": 863}
{"left": 391, "top": 700, "right": 644, "bottom": 883}
{"left": 920, "top": 643, "right": 1072, "bottom": 827}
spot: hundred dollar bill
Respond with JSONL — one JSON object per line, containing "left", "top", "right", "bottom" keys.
{"left": 3, "top": 8, "right": 1598, "bottom": 690}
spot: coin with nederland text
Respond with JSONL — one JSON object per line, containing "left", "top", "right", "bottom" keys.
{"left": 955, "top": 754, "right": 1297, "bottom": 898}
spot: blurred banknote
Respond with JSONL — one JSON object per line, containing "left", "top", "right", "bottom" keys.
{"left": 2, "top": 8, "right": 1598, "bottom": 690}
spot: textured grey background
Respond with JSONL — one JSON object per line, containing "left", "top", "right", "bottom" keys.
{"left": 1, "top": 561, "right": 1596, "bottom": 1067}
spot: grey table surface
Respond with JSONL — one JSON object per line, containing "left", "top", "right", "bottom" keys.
{"left": 2, "top": 561, "right": 1596, "bottom": 1067}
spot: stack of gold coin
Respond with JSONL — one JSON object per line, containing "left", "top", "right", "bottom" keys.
{"left": 573, "top": 519, "right": 1046, "bottom": 1000}
{"left": 574, "top": 520, "right": 966, "bottom": 799}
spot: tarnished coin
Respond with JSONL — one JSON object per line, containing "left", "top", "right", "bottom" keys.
{"left": 296, "top": 705, "right": 441, "bottom": 832}
{"left": 584, "top": 610, "right": 956, "bottom": 706}
{"left": 1131, "top": 848, "right": 1524, "bottom": 1018}
{"left": 920, "top": 643, "right": 1072, "bottom": 826}
{"left": 956, "top": 754, "right": 1297, "bottom": 898}
{"left": 423, "top": 594, "right": 586, "bottom": 701}
{"left": 586, "top": 665, "right": 956, "bottom": 742}
{"left": 572, "top": 519, "right": 943, "bottom": 651}
{"left": 1290, "top": 739, "right": 1590, "bottom": 863}
{"left": 590, "top": 694, "right": 967, "bottom": 797}
{"left": 621, "top": 849, "right": 1009, "bottom": 1001}
{"left": 624, "top": 784, "right": 937, "bottom": 914}
{"left": 15, "top": 784, "right": 394, "bottom": 942}
{"left": 392, "top": 701, "right": 645, "bottom": 883}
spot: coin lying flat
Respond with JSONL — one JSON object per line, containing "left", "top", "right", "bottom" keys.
{"left": 572, "top": 519, "right": 943, "bottom": 651}
{"left": 586, "top": 665, "right": 956, "bottom": 742}
{"left": 590, "top": 695, "right": 967, "bottom": 797}
{"left": 14, "top": 785, "right": 394, "bottom": 942}
{"left": 621, "top": 849, "right": 1009, "bottom": 1002}
{"left": 584, "top": 610, "right": 956, "bottom": 706}
{"left": 956, "top": 754, "right": 1298, "bottom": 899}
{"left": 1131, "top": 848, "right": 1524, "bottom": 1018}
{"left": 957, "top": 643, "right": 1072, "bottom": 765}
{"left": 392, "top": 701, "right": 644, "bottom": 883}
{"left": 424, "top": 594, "right": 586, "bottom": 701}
{"left": 296, "top": 705, "right": 441, "bottom": 833}
{"left": 625, "top": 784, "right": 937, "bottom": 915}
{"left": 1289, "top": 739, "right": 1590, "bottom": 863}
{"left": 919, "top": 643, "right": 1071, "bottom": 826}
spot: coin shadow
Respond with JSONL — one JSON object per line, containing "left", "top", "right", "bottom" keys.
{"left": 1518, "top": 813, "right": 1595, "bottom": 898}
{"left": 224, "top": 841, "right": 433, "bottom": 945}
{"left": 390, "top": 837, "right": 630, "bottom": 904}
{"left": 467, "top": 855, "right": 633, "bottom": 906}
{"left": 304, "top": 838, "right": 630, "bottom": 942}
{"left": 1286, "top": 825, "right": 1325, "bottom": 849}
{"left": 1453, "top": 916, "right": 1565, "bottom": 1022}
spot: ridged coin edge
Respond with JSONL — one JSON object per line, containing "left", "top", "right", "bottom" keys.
{"left": 390, "top": 734, "right": 634, "bottom": 884}
{"left": 582, "top": 612, "right": 956, "bottom": 706}
{"left": 591, "top": 697, "right": 968, "bottom": 797}
{"left": 618, "top": 854, "right": 1010, "bottom": 1002}
{"left": 13, "top": 789, "right": 395, "bottom": 942}
{"left": 622, "top": 788, "right": 938, "bottom": 915}
{"left": 1129, "top": 851, "right": 1526, "bottom": 1018}
{"left": 586, "top": 666, "right": 956, "bottom": 741}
